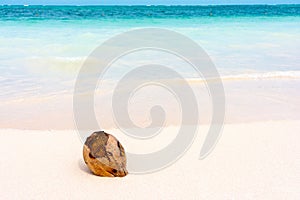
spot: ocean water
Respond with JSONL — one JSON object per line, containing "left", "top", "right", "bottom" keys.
{"left": 0, "top": 5, "right": 300, "bottom": 129}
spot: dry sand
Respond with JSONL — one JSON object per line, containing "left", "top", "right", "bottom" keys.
{"left": 0, "top": 121, "right": 299, "bottom": 199}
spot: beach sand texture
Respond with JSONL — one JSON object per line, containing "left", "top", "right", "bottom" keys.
{"left": 0, "top": 121, "right": 299, "bottom": 199}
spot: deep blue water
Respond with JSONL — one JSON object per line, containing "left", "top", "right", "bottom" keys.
{"left": 0, "top": 5, "right": 299, "bottom": 20}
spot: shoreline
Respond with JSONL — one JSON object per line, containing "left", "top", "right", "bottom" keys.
{"left": 1, "top": 78, "right": 300, "bottom": 130}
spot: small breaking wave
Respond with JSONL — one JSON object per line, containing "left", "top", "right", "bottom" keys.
{"left": 187, "top": 71, "right": 300, "bottom": 83}
{"left": 221, "top": 71, "right": 300, "bottom": 80}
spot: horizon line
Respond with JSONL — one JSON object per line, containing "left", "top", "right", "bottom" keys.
{"left": 1, "top": 3, "right": 299, "bottom": 6}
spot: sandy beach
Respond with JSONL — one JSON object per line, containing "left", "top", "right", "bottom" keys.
{"left": 1, "top": 121, "right": 299, "bottom": 199}
{"left": 1, "top": 4, "right": 299, "bottom": 200}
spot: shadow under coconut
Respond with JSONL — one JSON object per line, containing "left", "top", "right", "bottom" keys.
{"left": 78, "top": 159, "right": 93, "bottom": 175}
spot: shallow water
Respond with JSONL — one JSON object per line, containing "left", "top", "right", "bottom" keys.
{"left": 0, "top": 5, "right": 299, "bottom": 129}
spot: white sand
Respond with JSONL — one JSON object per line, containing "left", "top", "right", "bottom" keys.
{"left": 0, "top": 121, "right": 299, "bottom": 199}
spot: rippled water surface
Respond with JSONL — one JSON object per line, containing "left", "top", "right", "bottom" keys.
{"left": 0, "top": 5, "right": 299, "bottom": 129}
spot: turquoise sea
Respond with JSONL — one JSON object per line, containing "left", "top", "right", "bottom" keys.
{"left": 0, "top": 5, "right": 300, "bottom": 129}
